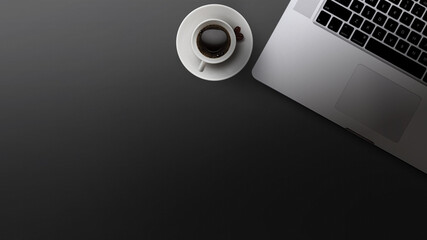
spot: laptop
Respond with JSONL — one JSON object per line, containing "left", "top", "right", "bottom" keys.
{"left": 253, "top": 0, "right": 427, "bottom": 173}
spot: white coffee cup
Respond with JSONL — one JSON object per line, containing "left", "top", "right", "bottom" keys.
{"left": 191, "top": 19, "right": 237, "bottom": 72}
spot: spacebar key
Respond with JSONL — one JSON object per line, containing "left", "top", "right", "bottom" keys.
{"left": 365, "top": 39, "right": 426, "bottom": 79}
{"left": 323, "top": 0, "right": 352, "bottom": 21}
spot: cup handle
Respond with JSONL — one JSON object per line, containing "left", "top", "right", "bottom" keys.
{"left": 198, "top": 60, "right": 207, "bottom": 72}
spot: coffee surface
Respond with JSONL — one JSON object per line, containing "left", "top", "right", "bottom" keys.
{"left": 197, "top": 25, "right": 231, "bottom": 59}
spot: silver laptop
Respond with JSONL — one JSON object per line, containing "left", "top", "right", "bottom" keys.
{"left": 253, "top": 0, "right": 427, "bottom": 173}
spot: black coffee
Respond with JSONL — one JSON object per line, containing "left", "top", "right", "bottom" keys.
{"left": 197, "top": 25, "right": 231, "bottom": 59}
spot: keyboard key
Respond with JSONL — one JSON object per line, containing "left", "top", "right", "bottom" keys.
{"left": 366, "top": 38, "right": 426, "bottom": 78}
{"left": 411, "top": 18, "right": 426, "bottom": 32}
{"left": 408, "top": 31, "right": 422, "bottom": 45}
{"left": 412, "top": 4, "right": 426, "bottom": 17}
{"left": 389, "top": 5, "right": 403, "bottom": 19}
{"left": 385, "top": 33, "right": 399, "bottom": 47}
{"left": 324, "top": 0, "right": 352, "bottom": 21}
{"left": 396, "top": 39, "right": 410, "bottom": 53}
{"left": 377, "top": 0, "right": 391, "bottom": 13}
{"left": 400, "top": 12, "right": 414, "bottom": 26}
{"left": 362, "top": 6, "right": 376, "bottom": 19}
{"left": 408, "top": 46, "right": 422, "bottom": 59}
{"left": 350, "top": 14, "right": 364, "bottom": 27}
{"left": 396, "top": 25, "right": 411, "bottom": 38}
{"left": 366, "top": 0, "right": 379, "bottom": 7}
{"left": 423, "top": 25, "right": 427, "bottom": 36}
{"left": 361, "top": 21, "right": 376, "bottom": 34}
{"left": 350, "top": 0, "right": 364, "bottom": 13}
{"left": 339, "top": 24, "right": 355, "bottom": 38}
{"left": 420, "top": 38, "right": 427, "bottom": 51}
{"left": 390, "top": 0, "right": 401, "bottom": 4}
{"left": 421, "top": 0, "right": 427, "bottom": 8}
{"left": 328, "top": 17, "right": 343, "bottom": 32}
{"left": 373, "top": 27, "right": 387, "bottom": 40}
{"left": 385, "top": 18, "right": 399, "bottom": 32}
{"left": 419, "top": 52, "right": 427, "bottom": 66}
{"left": 351, "top": 30, "right": 369, "bottom": 46}
{"left": 400, "top": 0, "right": 415, "bottom": 11}
{"left": 317, "top": 11, "right": 332, "bottom": 26}
{"left": 373, "top": 12, "right": 387, "bottom": 26}
{"left": 335, "top": 0, "right": 352, "bottom": 7}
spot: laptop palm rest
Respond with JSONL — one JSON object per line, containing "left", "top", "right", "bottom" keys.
{"left": 293, "top": 0, "right": 321, "bottom": 18}
{"left": 335, "top": 65, "right": 421, "bottom": 143}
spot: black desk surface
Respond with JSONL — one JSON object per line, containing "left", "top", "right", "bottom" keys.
{"left": 1, "top": 0, "right": 427, "bottom": 239}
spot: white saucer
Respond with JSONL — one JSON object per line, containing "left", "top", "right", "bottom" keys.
{"left": 176, "top": 4, "right": 253, "bottom": 81}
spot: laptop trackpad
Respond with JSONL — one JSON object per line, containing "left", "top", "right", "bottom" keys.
{"left": 335, "top": 65, "right": 421, "bottom": 142}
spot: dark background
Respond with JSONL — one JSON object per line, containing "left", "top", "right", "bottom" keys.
{"left": 1, "top": 0, "right": 427, "bottom": 239}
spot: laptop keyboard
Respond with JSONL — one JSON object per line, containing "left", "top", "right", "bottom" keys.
{"left": 315, "top": 0, "right": 427, "bottom": 84}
